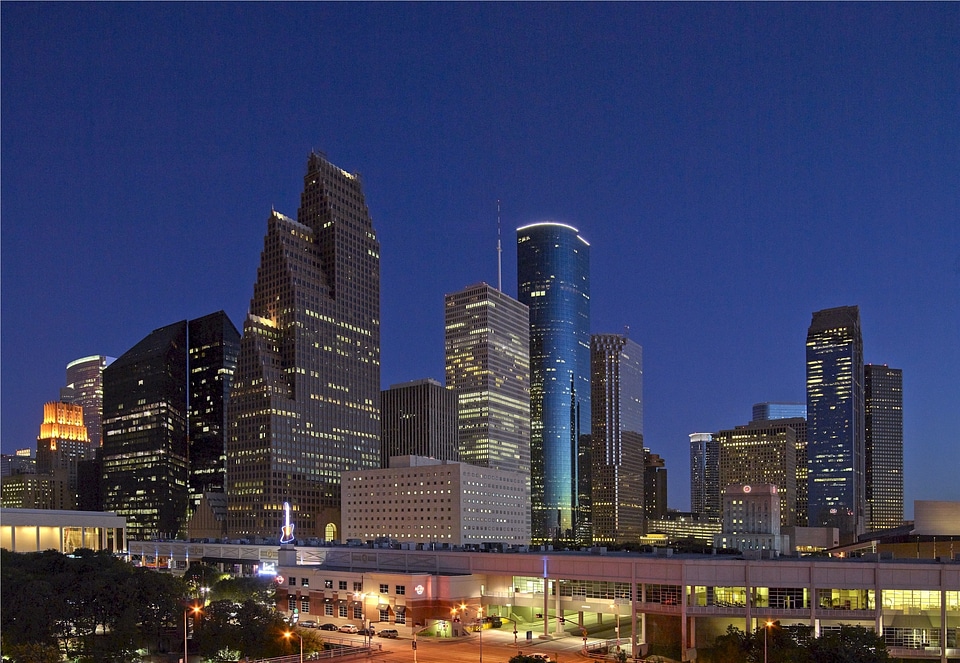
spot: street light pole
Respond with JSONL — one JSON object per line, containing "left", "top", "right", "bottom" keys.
{"left": 284, "top": 630, "right": 303, "bottom": 663}
{"left": 764, "top": 621, "right": 773, "bottom": 663}
{"left": 183, "top": 604, "right": 201, "bottom": 663}
{"left": 477, "top": 608, "right": 483, "bottom": 663}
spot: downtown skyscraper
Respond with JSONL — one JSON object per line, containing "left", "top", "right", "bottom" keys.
{"left": 102, "top": 321, "right": 189, "bottom": 539}
{"left": 444, "top": 283, "right": 530, "bottom": 474}
{"left": 806, "top": 305, "right": 865, "bottom": 540}
{"left": 226, "top": 152, "right": 380, "bottom": 540}
{"left": 590, "top": 334, "right": 644, "bottom": 544}
{"left": 517, "top": 222, "right": 590, "bottom": 544}
{"left": 381, "top": 379, "right": 459, "bottom": 465}
{"left": 60, "top": 355, "right": 114, "bottom": 449}
{"left": 865, "top": 364, "right": 903, "bottom": 530}
{"left": 187, "top": 312, "right": 240, "bottom": 513}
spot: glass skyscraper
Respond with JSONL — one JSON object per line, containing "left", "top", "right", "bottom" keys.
{"left": 865, "top": 364, "right": 903, "bottom": 531}
{"left": 689, "top": 433, "right": 721, "bottom": 520}
{"left": 227, "top": 152, "right": 381, "bottom": 540}
{"left": 102, "top": 321, "right": 189, "bottom": 539}
{"left": 517, "top": 222, "right": 590, "bottom": 543}
{"left": 751, "top": 402, "right": 807, "bottom": 422}
{"left": 61, "top": 355, "right": 115, "bottom": 449}
{"left": 806, "top": 305, "right": 865, "bottom": 539}
{"left": 590, "top": 334, "right": 644, "bottom": 544}
{"left": 381, "top": 379, "right": 459, "bottom": 465}
{"left": 187, "top": 311, "right": 240, "bottom": 513}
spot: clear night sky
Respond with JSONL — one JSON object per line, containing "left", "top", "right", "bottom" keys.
{"left": 2, "top": 3, "right": 958, "bottom": 515}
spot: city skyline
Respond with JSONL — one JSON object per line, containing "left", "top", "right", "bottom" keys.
{"left": 2, "top": 4, "right": 957, "bottom": 516}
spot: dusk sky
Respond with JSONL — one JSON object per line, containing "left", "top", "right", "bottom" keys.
{"left": 2, "top": 3, "right": 957, "bottom": 515}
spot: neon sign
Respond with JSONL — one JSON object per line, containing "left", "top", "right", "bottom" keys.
{"left": 280, "top": 501, "right": 295, "bottom": 544}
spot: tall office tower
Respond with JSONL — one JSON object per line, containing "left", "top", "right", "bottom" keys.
{"left": 806, "top": 305, "right": 865, "bottom": 540}
{"left": 187, "top": 311, "right": 240, "bottom": 513}
{"left": 381, "top": 379, "right": 459, "bottom": 465}
{"left": 689, "top": 433, "right": 721, "bottom": 520}
{"left": 752, "top": 402, "right": 807, "bottom": 422}
{"left": 714, "top": 419, "right": 799, "bottom": 527}
{"left": 102, "top": 321, "right": 189, "bottom": 539}
{"left": 517, "top": 222, "right": 590, "bottom": 543}
{"left": 227, "top": 152, "right": 381, "bottom": 540}
{"left": 864, "top": 365, "right": 903, "bottom": 530}
{"left": 444, "top": 282, "right": 530, "bottom": 475}
{"left": 36, "top": 401, "right": 91, "bottom": 509}
{"left": 590, "top": 334, "right": 644, "bottom": 544}
{"left": 1, "top": 450, "right": 36, "bottom": 477}
{"left": 61, "top": 355, "right": 114, "bottom": 449}
{"left": 643, "top": 449, "right": 668, "bottom": 522}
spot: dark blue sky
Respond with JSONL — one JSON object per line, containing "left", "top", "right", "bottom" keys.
{"left": 3, "top": 3, "right": 958, "bottom": 514}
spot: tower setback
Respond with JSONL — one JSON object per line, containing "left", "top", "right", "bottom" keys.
{"left": 226, "top": 152, "right": 381, "bottom": 540}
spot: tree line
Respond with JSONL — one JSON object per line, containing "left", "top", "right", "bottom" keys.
{"left": 1, "top": 550, "right": 309, "bottom": 662}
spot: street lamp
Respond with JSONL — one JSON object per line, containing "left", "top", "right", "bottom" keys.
{"left": 764, "top": 620, "right": 773, "bottom": 663}
{"left": 283, "top": 630, "right": 303, "bottom": 663}
{"left": 477, "top": 607, "right": 483, "bottom": 663}
{"left": 183, "top": 603, "right": 201, "bottom": 663}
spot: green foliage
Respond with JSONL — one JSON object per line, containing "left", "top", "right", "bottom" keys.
{"left": 1, "top": 641, "right": 63, "bottom": 663}
{"left": 0, "top": 548, "right": 185, "bottom": 662}
{"left": 705, "top": 621, "right": 890, "bottom": 663}
{"left": 194, "top": 598, "right": 292, "bottom": 660}
{"left": 183, "top": 561, "right": 226, "bottom": 598}
{"left": 210, "top": 574, "right": 276, "bottom": 605}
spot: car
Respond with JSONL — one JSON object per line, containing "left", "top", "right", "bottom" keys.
{"left": 378, "top": 629, "right": 399, "bottom": 639}
{"left": 300, "top": 620, "right": 318, "bottom": 628}
{"left": 528, "top": 653, "right": 554, "bottom": 662}
{"left": 357, "top": 627, "right": 374, "bottom": 636}
{"left": 339, "top": 624, "right": 359, "bottom": 633}
{"left": 320, "top": 623, "right": 339, "bottom": 631}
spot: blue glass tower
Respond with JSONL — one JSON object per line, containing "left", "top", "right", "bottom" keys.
{"left": 517, "top": 222, "right": 590, "bottom": 543}
{"left": 806, "top": 305, "right": 865, "bottom": 540}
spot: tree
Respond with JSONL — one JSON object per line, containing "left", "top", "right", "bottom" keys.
{"left": 808, "top": 625, "right": 890, "bottom": 663}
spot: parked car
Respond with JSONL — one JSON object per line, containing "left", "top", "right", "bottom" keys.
{"left": 300, "top": 620, "right": 318, "bottom": 628}
{"left": 357, "top": 627, "right": 374, "bottom": 636}
{"left": 378, "top": 629, "right": 399, "bottom": 639}
{"left": 320, "top": 623, "right": 339, "bottom": 631}
{"left": 339, "top": 624, "right": 359, "bottom": 633}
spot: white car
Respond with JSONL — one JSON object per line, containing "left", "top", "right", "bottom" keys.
{"left": 339, "top": 624, "right": 359, "bottom": 633}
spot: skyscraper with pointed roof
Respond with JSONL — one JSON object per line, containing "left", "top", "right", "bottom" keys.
{"left": 226, "top": 152, "right": 380, "bottom": 540}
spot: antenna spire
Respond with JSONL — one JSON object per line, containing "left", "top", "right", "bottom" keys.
{"left": 496, "top": 199, "right": 503, "bottom": 292}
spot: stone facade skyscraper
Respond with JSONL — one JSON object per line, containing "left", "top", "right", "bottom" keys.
{"left": 227, "top": 152, "right": 380, "bottom": 540}
{"left": 806, "top": 305, "right": 865, "bottom": 540}
{"left": 444, "top": 283, "right": 530, "bottom": 474}
{"left": 865, "top": 364, "right": 903, "bottom": 531}
{"left": 590, "top": 334, "right": 644, "bottom": 544}
{"left": 517, "top": 222, "right": 590, "bottom": 544}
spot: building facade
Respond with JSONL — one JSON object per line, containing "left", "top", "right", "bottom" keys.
{"left": 381, "top": 379, "right": 459, "bottom": 465}
{"left": 341, "top": 455, "right": 530, "bottom": 545}
{"left": 517, "top": 222, "right": 590, "bottom": 544}
{"left": 444, "top": 282, "right": 530, "bottom": 476}
{"left": 187, "top": 311, "right": 241, "bottom": 513}
{"left": 36, "top": 401, "right": 91, "bottom": 509}
{"left": 864, "top": 364, "right": 903, "bottom": 531}
{"left": 714, "top": 483, "right": 785, "bottom": 554}
{"left": 689, "top": 433, "right": 720, "bottom": 520}
{"left": 61, "top": 355, "right": 114, "bottom": 449}
{"left": 806, "top": 306, "right": 865, "bottom": 539}
{"left": 590, "top": 334, "right": 644, "bottom": 544}
{"left": 227, "top": 152, "right": 381, "bottom": 540}
{"left": 751, "top": 402, "right": 807, "bottom": 422}
{"left": 101, "top": 321, "right": 189, "bottom": 539}
{"left": 715, "top": 419, "right": 799, "bottom": 527}
{"left": 644, "top": 450, "right": 668, "bottom": 522}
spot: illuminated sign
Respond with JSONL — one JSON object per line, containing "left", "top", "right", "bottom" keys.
{"left": 415, "top": 584, "right": 424, "bottom": 595}
{"left": 280, "top": 501, "right": 295, "bottom": 544}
